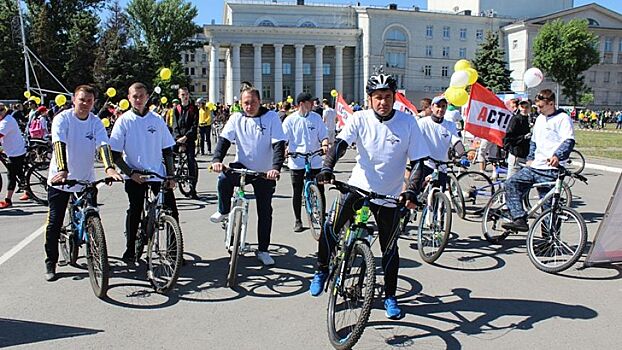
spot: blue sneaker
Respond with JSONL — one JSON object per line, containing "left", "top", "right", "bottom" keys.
{"left": 384, "top": 297, "right": 402, "bottom": 319}
{"left": 310, "top": 271, "right": 328, "bottom": 297}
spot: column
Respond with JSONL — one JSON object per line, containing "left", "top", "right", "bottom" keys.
{"left": 226, "top": 47, "right": 233, "bottom": 105}
{"left": 209, "top": 43, "right": 220, "bottom": 103}
{"left": 354, "top": 44, "right": 361, "bottom": 103}
{"left": 253, "top": 43, "right": 263, "bottom": 97}
{"left": 231, "top": 43, "right": 241, "bottom": 101}
{"left": 274, "top": 44, "right": 284, "bottom": 103}
{"left": 315, "top": 45, "right": 324, "bottom": 99}
{"left": 334, "top": 45, "right": 344, "bottom": 95}
{"left": 295, "top": 44, "right": 304, "bottom": 97}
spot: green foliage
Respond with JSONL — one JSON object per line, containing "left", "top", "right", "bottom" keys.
{"left": 64, "top": 11, "right": 100, "bottom": 89}
{"left": 533, "top": 19, "right": 600, "bottom": 105}
{"left": 471, "top": 31, "right": 512, "bottom": 93}
{"left": 579, "top": 92, "right": 595, "bottom": 107}
{"left": 0, "top": 0, "right": 25, "bottom": 98}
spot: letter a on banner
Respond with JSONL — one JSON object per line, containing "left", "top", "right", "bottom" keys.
{"left": 464, "top": 83, "right": 512, "bottom": 146}
{"left": 335, "top": 94, "right": 353, "bottom": 128}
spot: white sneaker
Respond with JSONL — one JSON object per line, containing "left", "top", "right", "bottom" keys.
{"left": 256, "top": 251, "right": 275, "bottom": 266}
{"left": 210, "top": 211, "right": 227, "bottom": 223}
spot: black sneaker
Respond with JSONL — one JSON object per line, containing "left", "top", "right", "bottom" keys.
{"left": 44, "top": 263, "right": 56, "bottom": 282}
{"left": 501, "top": 217, "right": 529, "bottom": 232}
{"left": 293, "top": 220, "right": 304, "bottom": 232}
{"left": 122, "top": 250, "right": 136, "bottom": 265}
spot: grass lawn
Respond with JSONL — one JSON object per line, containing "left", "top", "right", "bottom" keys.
{"left": 575, "top": 129, "right": 622, "bottom": 160}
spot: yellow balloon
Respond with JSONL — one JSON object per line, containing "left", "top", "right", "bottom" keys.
{"left": 102, "top": 118, "right": 110, "bottom": 128}
{"left": 106, "top": 87, "right": 117, "bottom": 98}
{"left": 54, "top": 94, "right": 67, "bottom": 106}
{"left": 466, "top": 68, "right": 479, "bottom": 85}
{"left": 161, "top": 97, "right": 168, "bottom": 104}
{"left": 160, "top": 68, "right": 172, "bottom": 81}
{"left": 24, "top": 91, "right": 31, "bottom": 98}
{"left": 207, "top": 101, "right": 215, "bottom": 110}
{"left": 454, "top": 59, "right": 472, "bottom": 72}
{"left": 445, "top": 87, "right": 469, "bottom": 106}
{"left": 34, "top": 97, "right": 41, "bottom": 105}
{"left": 119, "top": 99, "right": 130, "bottom": 110}
{"left": 286, "top": 97, "right": 294, "bottom": 104}
{"left": 330, "top": 89, "right": 338, "bottom": 97}
{"left": 29, "top": 96, "right": 37, "bottom": 102}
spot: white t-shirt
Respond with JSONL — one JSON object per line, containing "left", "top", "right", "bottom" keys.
{"left": 283, "top": 111, "right": 328, "bottom": 170}
{"left": 417, "top": 116, "right": 461, "bottom": 171}
{"left": 531, "top": 110, "right": 575, "bottom": 170}
{"left": 220, "top": 109, "right": 286, "bottom": 172}
{"left": 444, "top": 109, "right": 462, "bottom": 123}
{"left": 322, "top": 107, "right": 337, "bottom": 137}
{"left": 0, "top": 114, "right": 27, "bottom": 157}
{"left": 337, "top": 109, "right": 430, "bottom": 200}
{"left": 109, "top": 110, "right": 176, "bottom": 181}
{"left": 48, "top": 110, "right": 109, "bottom": 192}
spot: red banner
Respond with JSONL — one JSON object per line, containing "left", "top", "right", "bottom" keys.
{"left": 464, "top": 83, "right": 513, "bottom": 146}
{"left": 393, "top": 92, "right": 418, "bottom": 115}
{"left": 335, "top": 94, "right": 353, "bottom": 128}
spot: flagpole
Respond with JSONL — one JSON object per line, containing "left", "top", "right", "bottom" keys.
{"left": 17, "top": 0, "right": 30, "bottom": 92}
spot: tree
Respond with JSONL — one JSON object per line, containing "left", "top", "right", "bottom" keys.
{"left": 579, "top": 92, "right": 594, "bottom": 107}
{"left": 533, "top": 19, "right": 599, "bottom": 105}
{"left": 471, "top": 31, "right": 512, "bottom": 93}
{"left": 0, "top": 0, "right": 25, "bottom": 98}
{"left": 64, "top": 11, "right": 100, "bottom": 89}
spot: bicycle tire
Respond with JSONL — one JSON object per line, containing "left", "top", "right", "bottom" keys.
{"left": 447, "top": 173, "right": 465, "bottom": 219}
{"left": 177, "top": 158, "right": 193, "bottom": 198}
{"left": 59, "top": 227, "right": 79, "bottom": 266}
{"left": 147, "top": 214, "right": 183, "bottom": 294}
{"left": 457, "top": 171, "right": 494, "bottom": 216}
{"left": 526, "top": 206, "right": 587, "bottom": 273}
{"left": 85, "top": 214, "right": 109, "bottom": 299}
{"left": 481, "top": 189, "right": 513, "bottom": 244}
{"left": 0, "top": 173, "right": 3, "bottom": 193}
{"left": 25, "top": 165, "right": 49, "bottom": 206}
{"left": 565, "top": 150, "right": 585, "bottom": 175}
{"left": 417, "top": 192, "right": 452, "bottom": 264}
{"left": 305, "top": 183, "right": 325, "bottom": 241}
{"left": 524, "top": 182, "right": 573, "bottom": 211}
{"left": 327, "top": 241, "right": 376, "bottom": 350}
{"left": 226, "top": 210, "right": 243, "bottom": 288}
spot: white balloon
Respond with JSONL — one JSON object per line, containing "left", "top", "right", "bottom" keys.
{"left": 524, "top": 67, "right": 544, "bottom": 88}
{"left": 510, "top": 80, "right": 525, "bottom": 93}
{"left": 154, "top": 86, "right": 162, "bottom": 94}
{"left": 450, "top": 71, "right": 469, "bottom": 88}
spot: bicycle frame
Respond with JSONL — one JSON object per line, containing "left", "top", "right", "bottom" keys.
{"left": 223, "top": 171, "right": 251, "bottom": 253}
{"left": 67, "top": 190, "right": 100, "bottom": 244}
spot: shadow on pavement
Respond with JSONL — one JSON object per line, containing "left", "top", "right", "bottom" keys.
{"left": 0, "top": 318, "right": 103, "bottom": 348}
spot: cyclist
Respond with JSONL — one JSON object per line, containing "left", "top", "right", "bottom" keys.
{"left": 197, "top": 98, "right": 213, "bottom": 156}
{"left": 43, "top": 85, "right": 123, "bottom": 281}
{"left": 0, "top": 103, "right": 28, "bottom": 208}
{"left": 282, "top": 92, "right": 329, "bottom": 232}
{"left": 210, "top": 82, "right": 286, "bottom": 266}
{"left": 312, "top": 72, "right": 430, "bottom": 319}
{"left": 109, "top": 82, "right": 179, "bottom": 264}
{"left": 172, "top": 87, "right": 199, "bottom": 199}
{"left": 502, "top": 89, "right": 575, "bottom": 232}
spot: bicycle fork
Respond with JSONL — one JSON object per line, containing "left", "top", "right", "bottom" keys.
{"left": 224, "top": 199, "right": 250, "bottom": 253}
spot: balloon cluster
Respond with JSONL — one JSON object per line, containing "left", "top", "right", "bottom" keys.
{"left": 207, "top": 102, "right": 217, "bottom": 111}
{"left": 445, "top": 59, "right": 478, "bottom": 106}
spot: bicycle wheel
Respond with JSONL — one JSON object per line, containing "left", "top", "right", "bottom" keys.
{"left": 417, "top": 192, "right": 452, "bottom": 263}
{"left": 59, "top": 227, "right": 78, "bottom": 266}
{"left": 85, "top": 214, "right": 109, "bottom": 299}
{"left": 305, "top": 183, "right": 325, "bottom": 241}
{"left": 481, "top": 189, "right": 514, "bottom": 244}
{"left": 565, "top": 150, "right": 585, "bottom": 175}
{"left": 226, "top": 210, "right": 243, "bottom": 287}
{"left": 177, "top": 159, "right": 193, "bottom": 198}
{"left": 25, "top": 165, "right": 49, "bottom": 205}
{"left": 147, "top": 214, "right": 183, "bottom": 293}
{"left": 447, "top": 173, "right": 465, "bottom": 219}
{"left": 457, "top": 171, "right": 494, "bottom": 216}
{"left": 524, "top": 182, "right": 572, "bottom": 210}
{"left": 327, "top": 241, "right": 375, "bottom": 350}
{"left": 526, "top": 206, "right": 587, "bottom": 273}
{"left": 0, "top": 173, "right": 3, "bottom": 193}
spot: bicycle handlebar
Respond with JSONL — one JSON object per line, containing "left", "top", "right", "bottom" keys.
{"left": 330, "top": 180, "right": 401, "bottom": 204}
{"left": 288, "top": 149, "right": 324, "bottom": 159}
{"left": 134, "top": 170, "right": 175, "bottom": 181}
{"left": 51, "top": 177, "right": 123, "bottom": 187}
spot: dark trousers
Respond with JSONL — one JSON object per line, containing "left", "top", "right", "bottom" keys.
{"left": 124, "top": 180, "right": 179, "bottom": 256}
{"left": 217, "top": 171, "right": 276, "bottom": 252}
{"left": 44, "top": 187, "right": 72, "bottom": 266}
{"left": 6, "top": 154, "right": 26, "bottom": 191}
{"left": 422, "top": 165, "right": 448, "bottom": 192}
{"left": 505, "top": 167, "right": 557, "bottom": 220}
{"left": 317, "top": 192, "right": 402, "bottom": 297}
{"left": 290, "top": 168, "right": 324, "bottom": 221}
{"left": 199, "top": 125, "right": 212, "bottom": 154}
{"left": 185, "top": 143, "right": 198, "bottom": 191}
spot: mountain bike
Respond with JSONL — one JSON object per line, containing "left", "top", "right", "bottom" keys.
{"left": 56, "top": 177, "right": 120, "bottom": 299}
{"left": 0, "top": 150, "right": 48, "bottom": 205}
{"left": 289, "top": 149, "right": 325, "bottom": 241}
{"left": 174, "top": 145, "right": 194, "bottom": 198}
{"left": 565, "top": 149, "right": 585, "bottom": 175}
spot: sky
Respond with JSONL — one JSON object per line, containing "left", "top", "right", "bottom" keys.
{"left": 142, "top": 0, "right": 622, "bottom": 25}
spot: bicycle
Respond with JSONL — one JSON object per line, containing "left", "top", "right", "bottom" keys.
{"left": 565, "top": 149, "right": 585, "bottom": 175}
{"left": 481, "top": 167, "right": 588, "bottom": 273}
{"left": 289, "top": 149, "right": 325, "bottom": 241}
{"left": 173, "top": 145, "right": 195, "bottom": 198}
{"left": 56, "top": 177, "right": 120, "bottom": 299}
{"left": 323, "top": 180, "right": 402, "bottom": 350}
{"left": 0, "top": 150, "right": 48, "bottom": 205}
{"left": 133, "top": 171, "right": 184, "bottom": 293}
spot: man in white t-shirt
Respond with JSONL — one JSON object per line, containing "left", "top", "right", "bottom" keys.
{"left": 109, "top": 82, "right": 179, "bottom": 264}
{"left": 283, "top": 92, "right": 329, "bottom": 232}
{"left": 0, "top": 103, "right": 28, "bottom": 208}
{"left": 502, "top": 89, "right": 575, "bottom": 232}
{"left": 43, "top": 85, "right": 123, "bottom": 281}
{"left": 322, "top": 99, "right": 337, "bottom": 145}
{"left": 311, "top": 72, "right": 430, "bottom": 319}
{"left": 210, "top": 83, "right": 286, "bottom": 266}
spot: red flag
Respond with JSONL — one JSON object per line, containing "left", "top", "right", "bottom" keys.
{"left": 393, "top": 92, "right": 418, "bottom": 115}
{"left": 464, "top": 83, "right": 513, "bottom": 147}
{"left": 335, "top": 94, "right": 353, "bottom": 128}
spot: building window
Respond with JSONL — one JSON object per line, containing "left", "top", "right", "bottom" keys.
{"left": 605, "top": 38, "right": 613, "bottom": 52}
{"left": 512, "top": 40, "right": 518, "bottom": 49}
{"left": 441, "top": 66, "right": 448, "bottom": 77}
{"left": 476, "top": 29, "right": 484, "bottom": 41}
{"left": 258, "top": 19, "right": 275, "bottom": 27}
{"left": 425, "top": 45, "right": 433, "bottom": 57}
{"left": 303, "top": 63, "right": 311, "bottom": 75}
{"left": 459, "top": 48, "right": 467, "bottom": 58}
{"left": 189, "top": 85, "right": 195, "bottom": 92}
{"left": 184, "top": 53, "right": 189, "bottom": 63}
{"left": 323, "top": 63, "right": 331, "bottom": 75}
{"left": 604, "top": 71, "right": 611, "bottom": 83}
{"left": 303, "top": 85, "right": 311, "bottom": 94}
{"left": 424, "top": 65, "right": 432, "bottom": 77}
{"left": 443, "top": 26, "right": 450, "bottom": 39}
{"left": 201, "top": 84, "right": 207, "bottom": 92}
{"left": 442, "top": 47, "right": 450, "bottom": 58}
{"left": 283, "top": 85, "right": 292, "bottom": 99}
{"left": 426, "top": 25, "right": 433, "bottom": 38}
{"left": 202, "top": 54, "right": 207, "bottom": 62}
{"left": 459, "top": 28, "right": 467, "bottom": 40}
{"left": 618, "top": 72, "right": 622, "bottom": 84}
{"left": 589, "top": 71, "right": 596, "bottom": 83}
{"left": 262, "top": 85, "right": 271, "bottom": 100}
{"left": 202, "top": 67, "right": 207, "bottom": 76}
{"left": 385, "top": 52, "right": 406, "bottom": 68}
{"left": 283, "top": 63, "right": 291, "bottom": 75}
{"left": 190, "top": 54, "right": 195, "bottom": 62}
{"left": 262, "top": 63, "right": 271, "bottom": 75}
{"left": 386, "top": 28, "right": 407, "bottom": 41}
{"left": 184, "top": 67, "right": 189, "bottom": 75}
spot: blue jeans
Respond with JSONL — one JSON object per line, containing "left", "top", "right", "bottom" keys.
{"left": 505, "top": 167, "right": 557, "bottom": 220}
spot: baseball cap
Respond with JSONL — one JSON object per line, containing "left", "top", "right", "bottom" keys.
{"left": 296, "top": 92, "right": 313, "bottom": 105}
{"left": 432, "top": 95, "right": 447, "bottom": 105}
{"left": 36, "top": 106, "right": 48, "bottom": 113}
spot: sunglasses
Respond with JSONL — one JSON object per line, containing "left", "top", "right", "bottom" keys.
{"left": 535, "top": 94, "right": 553, "bottom": 102}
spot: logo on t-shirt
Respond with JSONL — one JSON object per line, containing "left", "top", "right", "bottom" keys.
{"left": 386, "top": 135, "right": 401, "bottom": 145}
{"left": 85, "top": 131, "right": 94, "bottom": 140}
{"left": 256, "top": 125, "right": 266, "bottom": 134}
{"left": 147, "top": 125, "right": 157, "bottom": 134}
